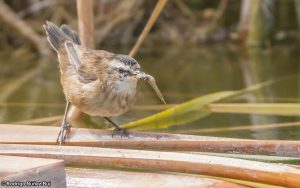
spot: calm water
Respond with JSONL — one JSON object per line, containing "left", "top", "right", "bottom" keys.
{"left": 1, "top": 44, "right": 300, "bottom": 140}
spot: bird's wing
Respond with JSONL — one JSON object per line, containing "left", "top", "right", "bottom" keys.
{"left": 64, "top": 41, "right": 113, "bottom": 83}
{"left": 65, "top": 41, "right": 82, "bottom": 69}
{"left": 60, "top": 25, "right": 81, "bottom": 45}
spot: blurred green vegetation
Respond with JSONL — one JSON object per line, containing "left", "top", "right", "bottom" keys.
{"left": 0, "top": 0, "right": 300, "bottom": 55}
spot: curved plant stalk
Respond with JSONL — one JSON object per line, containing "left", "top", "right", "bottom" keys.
{"left": 129, "top": 0, "right": 168, "bottom": 57}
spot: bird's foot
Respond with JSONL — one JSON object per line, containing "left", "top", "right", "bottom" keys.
{"left": 56, "top": 121, "right": 72, "bottom": 145}
{"left": 112, "top": 127, "right": 129, "bottom": 138}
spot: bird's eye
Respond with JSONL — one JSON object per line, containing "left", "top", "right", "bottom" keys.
{"left": 118, "top": 68, "right": 126, "bottom": 74}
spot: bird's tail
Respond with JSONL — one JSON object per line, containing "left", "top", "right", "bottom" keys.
{"left": 43, "top": 21, "right": 81, "bottom": 52}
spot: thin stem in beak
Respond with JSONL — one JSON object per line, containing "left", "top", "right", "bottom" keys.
{"left": 136, "top": 71, "right": 166, "bottom": 104}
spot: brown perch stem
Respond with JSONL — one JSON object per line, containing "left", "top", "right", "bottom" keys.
{"left": 1, "top": 124, "right": 300, "bottom": 157}
{"left": 66, "top": 168, "right": 249, "bottom": 188}
{"left": 0, "top": 144, "right": 300, "bottom": 187}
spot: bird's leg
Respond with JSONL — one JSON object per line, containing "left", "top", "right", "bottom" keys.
{"left": 57, "top": 100, "right": 72, "bottom": 145}
{"left": 104, "top": 117, "right": 129, "bottom": 138}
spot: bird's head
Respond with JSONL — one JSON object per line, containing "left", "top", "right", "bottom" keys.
{"left": 108, "top": 54, "right": 166, "bottom": 104}
{"left": 109, "top": 54, "right": 141, "bottom": 82}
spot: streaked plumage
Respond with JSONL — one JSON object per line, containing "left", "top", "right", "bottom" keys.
{"left": 43, "top": 21, "right": 165, "bottom": 143}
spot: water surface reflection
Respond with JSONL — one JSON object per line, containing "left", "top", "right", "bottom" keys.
{"left": 1, "top": 44, "right": 300, "bottom": 140}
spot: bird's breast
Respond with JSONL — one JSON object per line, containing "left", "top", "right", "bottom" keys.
{"left": 71, "top": 78, "right": 138, "bottom": 117}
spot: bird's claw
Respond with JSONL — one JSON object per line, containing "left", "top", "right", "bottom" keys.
{"left": 112, "top": 127, "right": 129, "bottom": 138}
{"left": 56, "top": 122, "right": 71, "bottom": 145}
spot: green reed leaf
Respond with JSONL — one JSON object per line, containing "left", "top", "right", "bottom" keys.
{"left": 208, "top": 103, "right": 300, "bottom": 116}
{"left": 122, "top": 76, "right": 292, "bottom": 130}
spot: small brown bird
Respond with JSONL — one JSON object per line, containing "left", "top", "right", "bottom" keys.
{"left": 43, "top": 21, "right": 165, "bottom": 144}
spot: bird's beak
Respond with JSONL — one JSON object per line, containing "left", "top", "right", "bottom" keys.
{"left": 134, "top": 71, "right": 166, "bottom": 104}
{"left": 128, "top": 71, "right": 139, "bottom": 77}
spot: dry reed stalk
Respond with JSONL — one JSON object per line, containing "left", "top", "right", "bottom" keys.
{"left": 207, "top": 103, "right": 300, "bottom": 116}
{"left": 68, "top": 0, "right": 95, "bottom": 121}
{"left": 0, "top": 0, "right": 49, "bottom": 55}
{"left": 76, "top": 0, "right": 95, "bottom": 48}
{"left": 177, "top": 121, "right": 300, "bottom": 134}
{"left": 66, "top": 168, "right": 249, "bottom": 188}
{"left": 1, "top": 124, "right": 300, "bottom": 157}
{"left": 129, "top": 0, "right": 168, "bottom": 57}
{"left": 1, "top": 144, "right": 300, "bottom": 187}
